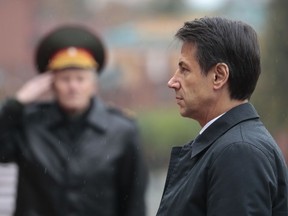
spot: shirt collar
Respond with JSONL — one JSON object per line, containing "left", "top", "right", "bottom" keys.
{"left": 199, "top": 113, "right": 226, "bottom": 135}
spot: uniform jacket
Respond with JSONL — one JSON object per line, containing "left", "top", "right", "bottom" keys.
{"left": 0, "top": 98, "right": 147, "bottom": 216}
{"left": 156, "top": 103, "right": 288, "bottom": 216}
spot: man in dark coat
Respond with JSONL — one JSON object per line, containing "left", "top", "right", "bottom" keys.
{"left": 0, "top": 25, "right": 147, "bottom": 216}
{"left": 156, "top": 17, "right": 288, "bottom": 216}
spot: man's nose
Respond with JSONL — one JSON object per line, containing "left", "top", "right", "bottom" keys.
{"left": 168, "top": 76, "right": 180, "bottom": 89}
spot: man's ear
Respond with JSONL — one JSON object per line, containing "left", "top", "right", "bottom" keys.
{"left": 213, "top": 63, "right": 229, "bottom": 90}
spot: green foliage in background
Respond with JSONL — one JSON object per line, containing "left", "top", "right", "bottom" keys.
{"left": 137, "top": 107, "right": 200, "bottom": 168}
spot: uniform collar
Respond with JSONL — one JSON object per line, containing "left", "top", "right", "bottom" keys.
{"left": 86, "top": 97, "right": 109, "bottom": 133}
{"left": 191, "top": 102, "right": 259, "bottom": 158}
{"left": 45, "top": 97, "right": 109, "bottom": 133}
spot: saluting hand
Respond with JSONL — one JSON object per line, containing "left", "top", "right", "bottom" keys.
{"left": 15, "top": 72, "right": 54, "bottom": 104}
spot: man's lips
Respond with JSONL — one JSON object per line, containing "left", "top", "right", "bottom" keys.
{"left": 175, "top": 96, "right": 183, "bottom": 104}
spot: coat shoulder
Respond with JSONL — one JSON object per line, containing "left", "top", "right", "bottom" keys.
{"left": 107, "top": 105, "right": 136, "bottom": 122}
{"left": 24, "top": 102, "right": 54, "bottom": 115}
{"left": 23, "top": 102, "right": 56, "bottom": 124}
{"left": 105, "top": 105, "right": 139, "bottom": 131}
{"left": 211, "top": 119, "right": 279, "bottom": 164}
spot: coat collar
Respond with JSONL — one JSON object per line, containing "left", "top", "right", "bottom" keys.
{"left": 86, "top": 98, "right": 109, "bottom": 132}
{"left": 191, "top": 103, "right": 259, "bottom": 158}
{"left": 45, "top": 97, "right": 109, "bottom": 133}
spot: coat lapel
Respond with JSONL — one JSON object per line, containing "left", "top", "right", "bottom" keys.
{"left": 191, "top": 103, "right": 259, "bottom": 159}
{"left": 86, "top": 98, "right": 109, "bottom": 133}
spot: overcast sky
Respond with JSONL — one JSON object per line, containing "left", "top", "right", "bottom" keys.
{"left": 186, "top": 0, "right": 229, "bottom": 10}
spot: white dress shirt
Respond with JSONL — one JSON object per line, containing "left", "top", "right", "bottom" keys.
{"left": 199, "top": 113, "right": 225, "bottom": 135}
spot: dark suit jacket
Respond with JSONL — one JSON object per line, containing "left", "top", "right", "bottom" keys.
{"left": 156, "top": 103, "right": 288, "bottom": 216}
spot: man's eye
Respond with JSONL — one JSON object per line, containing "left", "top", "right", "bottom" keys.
{"left": 180, "top": 67, "right": 188, "bottom": 73}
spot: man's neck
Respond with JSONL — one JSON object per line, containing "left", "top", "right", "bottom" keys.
{"left": 198, "top": 99, "right": 248, "bottom": 127}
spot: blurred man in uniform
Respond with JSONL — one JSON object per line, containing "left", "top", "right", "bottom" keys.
{"left": 0, "top": 25, "right": 147, "bottom": 216}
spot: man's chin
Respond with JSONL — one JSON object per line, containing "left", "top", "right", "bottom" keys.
{"left": 179, "top": 109, "right": 187, "bottom": 117}
{"left": 59, "top": 102, "right": 89, "bottom": 114}
{"left": 179, "top": 109, "right": 190, "bottom": 118}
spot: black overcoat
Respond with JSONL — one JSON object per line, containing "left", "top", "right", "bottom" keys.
{"left": 0, "top": 98, "right": 147, "bottom": 216}
{"left": 156, "top": 103, "right": 288, "bottom": 216}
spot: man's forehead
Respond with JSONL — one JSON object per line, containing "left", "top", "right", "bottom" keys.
{"left": 181, "top": 42, "right": 197, "bottom": 53}
{"left": 179, "top": 43, "right": 197, "bottom": 61}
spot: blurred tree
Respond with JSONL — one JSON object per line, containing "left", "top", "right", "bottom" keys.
{"left": 254, "top": 0, "right": 288, "bottom": 133}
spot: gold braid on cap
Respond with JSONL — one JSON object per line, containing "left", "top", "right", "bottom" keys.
{"left": 48, "top": 47, "right": 98, "bottom": 70}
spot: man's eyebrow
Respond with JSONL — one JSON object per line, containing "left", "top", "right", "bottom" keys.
{"left": 178, "top": 61, "right": 187, "bottom": 67}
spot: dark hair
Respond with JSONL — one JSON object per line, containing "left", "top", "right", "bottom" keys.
{"left": 175, "top": 17, "right": 261, "bottom": 100}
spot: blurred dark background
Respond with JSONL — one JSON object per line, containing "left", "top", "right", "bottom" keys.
{"left": 0, "top": 0, "right": 287, "bottom": 215}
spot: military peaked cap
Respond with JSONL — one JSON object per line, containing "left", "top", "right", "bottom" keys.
{"left": 35, "top": 25, "right": 106, "bottom": 73}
